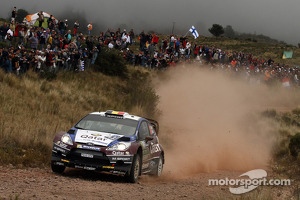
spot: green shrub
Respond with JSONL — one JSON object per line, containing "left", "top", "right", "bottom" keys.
{"left": 94, "top": 47, "right": 128, "bottom": 78}
{"left": 289, "top": 132, "right": 300, "bottom": 157}
{"left": 261, "top": 109, "right": 277, "bottom": 118}
{"left": 123, "top": 69, "right": 159, "bottom": 117}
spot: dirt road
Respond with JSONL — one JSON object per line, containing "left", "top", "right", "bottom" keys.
{"left": 0, "top": 165, "right": 297, "bottom": 200}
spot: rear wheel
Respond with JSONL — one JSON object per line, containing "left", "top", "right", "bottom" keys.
{"left": 126, "top": 154, "right": 141, "bottom": 183}
{"left": 51, "top": 162, "right": 66, "bottom": 174}
{"left": 151, "top": 155, "right": 163, "bottom": 177}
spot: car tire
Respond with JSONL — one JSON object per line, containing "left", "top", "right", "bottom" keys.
{"left": 126, "top": 154, "right": 141, "bottom": 183}
{"left": 51, "top": 162, "right": 66, "bottom": 174}
{"left": 151, "top": 155, "right": 163, "bottom": 177}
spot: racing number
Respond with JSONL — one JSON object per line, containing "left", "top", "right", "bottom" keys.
{"left": 150, "top": 144, "right": 161, "bottom": 154}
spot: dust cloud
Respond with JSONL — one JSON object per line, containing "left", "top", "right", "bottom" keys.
{"left": 155, "top": 65, "right": 300, "bottom": 179}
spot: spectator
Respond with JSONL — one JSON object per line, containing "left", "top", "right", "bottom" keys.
{"left": 37, "top": 11, "right": 44, "bottom": 28}
{"left": 39, "top": 30, "right": 47, "bottom": 50}
{"left": 48, "top": 15, "right": 55, "bottom": 30}
{"left": 64, "top": 30, "right": 72, "bottom": 44}
{"left": 5, "top": 28, "right": 13, "bottom": 47}
{"left": 11, "top": 7, "right": 17, "bottom": 22}
{"left": 129, "top": 29, "right": 135, "bottom": 44}
{"left": 0, "top": 22, "right": 9, "bottom": 42}
{"left": 91, "top": 46, "right": 99, "bottom": 65}
{"left": 29, "top": 32, "right": 39, "bottom": 50}
{"left": 18, "top": 27, "right": 25, "bottom": 45}
{"left": 9, "top": 21, "right": 16, "bottom": 37}
{"left": 87, "top": 23, "right": 93, "bottom": 35}
{"left": 73, "top": 20, "right": 79, "bottom": 36}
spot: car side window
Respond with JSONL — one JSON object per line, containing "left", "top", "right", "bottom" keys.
{"left": 138, "top": 121, "right": 150, "bottom": 140}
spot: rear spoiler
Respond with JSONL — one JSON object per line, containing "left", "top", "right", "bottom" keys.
{"left": 146, "top": 118, "right": 159, "bottom": 135}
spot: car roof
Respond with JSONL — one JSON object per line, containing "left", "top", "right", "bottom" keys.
{"left": 89, "top": 110, "right": 142, "bottom": 121}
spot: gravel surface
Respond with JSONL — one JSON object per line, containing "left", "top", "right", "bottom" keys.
{"left": 0, "top": 166, "right": 297, "bottom": 200}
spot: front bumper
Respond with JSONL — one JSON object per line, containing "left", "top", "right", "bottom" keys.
{"left": 51, "top": 143, "right": 134, "bottom": 174}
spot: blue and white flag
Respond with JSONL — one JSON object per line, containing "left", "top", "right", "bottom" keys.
{"left": 189, "top": 26, "right": 199, "bottom": 39}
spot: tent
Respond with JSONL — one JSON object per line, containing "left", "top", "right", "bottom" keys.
{"left": 282, "top": 50, "right": 293, "bottom": 59}
{"left": 23, "top": 12, "right": 56, "bottom": 29}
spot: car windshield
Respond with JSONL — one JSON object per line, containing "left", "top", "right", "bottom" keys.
{"left": 74, "top": 114, "right": 138, "bottom": 136}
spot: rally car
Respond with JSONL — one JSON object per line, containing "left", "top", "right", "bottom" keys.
{"left": 51, "top": 110, "right": 164, "bottom": 183}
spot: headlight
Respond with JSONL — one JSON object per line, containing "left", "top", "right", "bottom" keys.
{"left": 61, "top": 133, "right": 73, "bottom": 145}
{"left": 107, "top": 142, "right": 131, "bottom": 151}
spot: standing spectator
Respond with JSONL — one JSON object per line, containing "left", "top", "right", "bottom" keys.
{"left": 18, "top": 27, "right": 25, "bottom": 45}
{"left": 58, "top": 20, "right": 65, "bottom": 35}
{"left": 0, "top": 22, "right": 9, "bottom": 42}
{"left": 37, "top": 11, "right": 44, "bottom": 27}
{"left": 87, "top": 23, "right": 93, "bottom": 35}
{"left": 139, "top": 30, "right": 146, "bottom": 51}
{"left": 121, "top": 29, "right": 127, "bottom": 38}
{"left": 11, "top": 7, "right": 17, "bottom": 22}
{"left": 5, "top": 28, "right": 13, "bottom": 47}
{"left": 64, "top": 30, "right": 72, "bottom": 44}
{"left": 48, "top": 15, "right": 55, "bottom": 30}
{"left": 151, "top": 33, "right": 159, "bottom": 45}
{"left": 29, "top": 32, "right": 39, "bottom": 50}
{"left": 39, "top": 30, "right": 47, "bottom": 50}
{"left": 129, "top": 29, "right": 135, "bottom": 44}
{"left": 9, "top": 21, "right": 16, "bottom": 37}
{"left": 24, "top": 27, "right": 34, "bottom": 48}
{"left": 73, "top": 20, "right": 79, "bottom": 36}
{"left": 91, "top": 46, "right": 99, "bottom": 65}
{"left": 64, "top": 19, "right": 68, "bottom": 33}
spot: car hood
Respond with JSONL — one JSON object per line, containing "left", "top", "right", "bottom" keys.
{"left": 74, "top": 129, "right": 124, "bottom": 147}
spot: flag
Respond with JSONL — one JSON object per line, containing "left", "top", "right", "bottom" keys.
{"left": 189, "top": 26, "right": 199, "bottom": 39}
{"left": 282, "top": 50, "right": 293, "bottom": 59}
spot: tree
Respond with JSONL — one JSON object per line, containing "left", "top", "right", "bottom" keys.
{"left": 224, "top": 25, "right": 236, "bottom": 38}
{"left": 16, "top": 9, "right": 29, "bottom": 24}
{"left": 208, "top": 24, "right": 224, "bottom": 37}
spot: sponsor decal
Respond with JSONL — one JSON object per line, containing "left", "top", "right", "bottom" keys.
{"left": 111, "top": 171, "right": 126, "bottom": 175}
{"left": 54, "top": 162, "right": 64, "bottom": 166}
{"left": 55, "top": 141, "right": 68, "bottom": 148}
{"left": 77, "top": 144, "right": 101, "bottom": 151}
{"left": 54, "top": 146, "right": 67, "bottom": 153}
{"left": 112, "top": 151, "right": 125, "bottom": 156}
{"left": 106, "top": 114, "right": 124, "bottom": 119}
{"left": 111, "top": 157, "right": 131, "bottom": 161}
{"left": 84, "top": 166, "right": 96, "bottom": 170}
{"left": 81, "top": 153, "right": 93, "bottom": 158}
{"left": 142, "top": 163, "right": 149, "bottom": 169}
{"left": 61, "top": 159, "right": 70, "bottom": 163}
{"left": 75, "top": 130, "right": 123, "bottom": 146}
{"left": 103, "top": 166, "right": 114, "bottom": 169}
{"left": 149, "top": 160, "right": 156, "bottom": 168}
{"left": 150, "top": 144, "right": 161, "bottom": 154}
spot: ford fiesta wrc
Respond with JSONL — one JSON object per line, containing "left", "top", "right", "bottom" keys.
{"left": 51, "top": 110, "right": 165, "bottom": 183}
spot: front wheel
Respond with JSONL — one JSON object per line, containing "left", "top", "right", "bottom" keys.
{"left": 51, "top": 162, "right": 66, "bottom": 174}
{"left": 126, "top": 154, "right": 141, "bottom": 183}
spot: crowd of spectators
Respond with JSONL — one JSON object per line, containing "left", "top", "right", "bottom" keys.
{"left": 0, "top": 6, "right": 299, "bottom": 88}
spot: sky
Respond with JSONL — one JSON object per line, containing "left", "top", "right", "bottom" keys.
{"left": 1, "top": 0, "right": 300, "bottom": 45}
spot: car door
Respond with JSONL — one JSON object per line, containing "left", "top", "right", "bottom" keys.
{"left": 138, "top": 120, "right": 152, "bottom": 171}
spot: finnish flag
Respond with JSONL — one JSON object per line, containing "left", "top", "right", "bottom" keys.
{"left": 189, "top": 26, "right": 199, "bottom": 39}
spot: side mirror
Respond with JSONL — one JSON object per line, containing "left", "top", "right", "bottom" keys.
{"left": 145, "top": 136, "right": 154, "bottom": 142}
